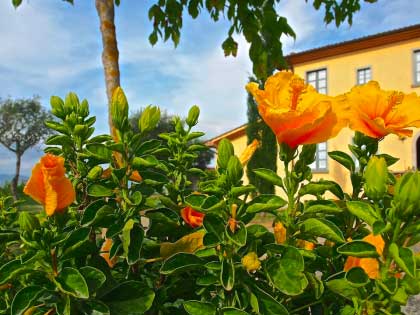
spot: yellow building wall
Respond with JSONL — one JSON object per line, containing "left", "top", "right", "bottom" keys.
{"left": 223, "top": 38, "right": 420, "bottom": 196}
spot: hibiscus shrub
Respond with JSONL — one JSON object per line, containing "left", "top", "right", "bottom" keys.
{"left": 1, "top": 73, "right": 420, "bottom": 315}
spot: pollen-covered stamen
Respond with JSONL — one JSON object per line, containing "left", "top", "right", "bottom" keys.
{"left": 383, "top": 91, "right": 404, "bottom": 118}
{"left": 289, "top": 77, "right": 306, "bottom": 110}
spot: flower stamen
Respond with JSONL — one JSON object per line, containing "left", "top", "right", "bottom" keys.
{"left": 383, "top": 91, "right": 404, "bottom": 118}
{"left": 289, "top": 78, "right": 306, "bottom": 110}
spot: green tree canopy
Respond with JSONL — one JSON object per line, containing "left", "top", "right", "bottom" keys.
{"left": 0, "top": 97, "right": 53, "bottom": 200}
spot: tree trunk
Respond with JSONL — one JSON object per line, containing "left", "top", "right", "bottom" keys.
{"left": 95, "top": 0, "right": 120, "bottom": 137}
{"left": 11, "top": 152, "right": 21, "bottom": 201}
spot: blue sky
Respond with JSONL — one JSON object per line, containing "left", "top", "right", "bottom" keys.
{"left": 0, "top": 0, "right": 419, "bottom": 176}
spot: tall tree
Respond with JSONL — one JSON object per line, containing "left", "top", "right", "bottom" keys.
{"left": 12, "top": 0, "right": 377, "bottom": 134}
{"left": 246, "top": 78, "right": 278, "bottom": 195}
{"left": 0, "top": 97, "right": 52, "bottom": 200}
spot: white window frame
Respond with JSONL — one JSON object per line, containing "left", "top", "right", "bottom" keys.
{"left": 356, "top": 66, "right": 372, "bottom": 85}
{"left": 306, "top": 68, "right": 328, "bottom": 172}
{"left": 310, "top": 142, "right": 328, "bottom": 172}
{"left": 414, "top": 50, "right": 420, "bottom": 86}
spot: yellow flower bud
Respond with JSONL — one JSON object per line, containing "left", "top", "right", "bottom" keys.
{"left": 363, "top": 156, "right": 388, "bottom": 200}
{"left": 274, "top": 222, "right": 287, "bottom": 244}
{"left": 241, "top": 252, "right": 261, "bottom": 272}
{"left": 239, "top": 139, "right": 260, "bottom": 166}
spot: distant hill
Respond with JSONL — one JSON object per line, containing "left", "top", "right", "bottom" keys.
{"left": 0, "top": 174, "right": 28, "bottom": 186}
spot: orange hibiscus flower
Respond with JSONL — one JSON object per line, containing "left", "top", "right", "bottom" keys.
{"left": 24, "top": 154, "right": 75, "bottom": 216}
{"left": 180, "top": 206, "right": 205, "bottom": 228}
{"left": 345, "top": 81, "right": 420, "bottom": 138}
{"left": 344, "top": 233, "right": 385, "bottom": 279}
{"left": 246, "top": 71, "right": 348, "bottom": 148}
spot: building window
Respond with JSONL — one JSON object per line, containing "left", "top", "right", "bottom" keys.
{"left": 414, "top": 50, "right": 420, "bottom": 86}
{"left": 307, "top": 69, "right": 328, "bottom": 171}
{"left": 357, "top": 67, "right": 371, "bottom": 85}
{"left": 306, "top": 68, "right": 327, "bottom": 94}
{"left": 310, "top": 142, "right": 328, "bottom": 172}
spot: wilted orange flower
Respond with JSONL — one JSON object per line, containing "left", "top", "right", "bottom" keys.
{"left": 344, "top": 233, "right": 385, "bottom": 279}
{"left": 242, "top": 252, "right": 261, "bottom": 272}
{"left": 246, "top": 71, "right": 348, "bottom": 148}
{"left": 297, "top": 239, "right": 316, "bottom": 250}
{"left": 180, "top": 206, "right": 205, "bottom": 228}
{"left": 24, "top": 154, "right": 75, "bottom": 216}
{"left": 239, "top": 139, "right": 260, "bottom": 165}
{"left": 274, "top": 222, "right": 287, "bottom": 244}
{"left": 100, "top": 238, "right": 117, "bottom": 268}
{"left": 345, "top": 81, "right": 420, "bottom": 138}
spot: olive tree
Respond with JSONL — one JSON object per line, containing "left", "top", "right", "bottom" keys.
{"left": 0, "top": 97, "right": 52, "bottom": 200}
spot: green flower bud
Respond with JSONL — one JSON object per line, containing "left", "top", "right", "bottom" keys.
{"left": 111, "top": 87, "right": 129, "bottom": 130}
{"left": 64, "top": 92, "right": 80, "bottom": 114}
{"left": 394, "top": 172, "right": 420, "bottom": 218}
{"left": 186, "top": 105, "right": 200, "bottom": 127}
{"left": 79, "top": 99, "right": 90, "bottom": 118}
{"left": 18, "top": 212, "right": 40, "bottom": 234}
{"left": 363, "top": 156, "right": 388, "bottom": 200}
{"left": 217, "top": 139, "right": 234, "bottom": 169}
{"left": 227, "top": 156, "right": 243, "bottom": 184}
{"left": 139, "top": 105, "right": 160, "bottom": 133}
{"left": 87, "top": 165, "right": 103, "bottom": 181}
{"left": 73, "top": 124, "right": 89, "bottom": 137}
{"left": 50, "top": 96, "right": 66, "bottom": 119}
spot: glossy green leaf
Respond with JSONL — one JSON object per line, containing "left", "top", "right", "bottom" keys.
{"left": 81, "top": 300, "right": 110, "bottom": 315}
{"left": 82, "top": 200, "right": 115, "bottom": 227}
{"left": 345, "top": 267, "right": 369, "bottom": 287}
{"left": 203, "top": 214, "right": 225, "bottom": 242}
{"left": 346, "top": 201, "right": 381, "bottom": 227}
{"left": 55, "top": 267, "right": 89, "bottom": 299}
{"left": 160, "top": 253, "right": 205, "bottom": 275}
{"left": 250, "top": 284, "right": 289, "bottom": 315}
{"left": 11, "top": 286, "right": 45, "bottom": 315}
{"left": 102, "top": 281, "right": 155, "bottom": 314}
{"left": 184, "top": 301, "right": 216, "bottom": 315}
{"left": 328, "top": 151, "right": 355, "bottom": 172}
{"left": 221, "top": 307, "right": 249, "bottom": 315}
{"left": 87, "top": 184, "right": 114, "bottom": 197}
{"left": 389, "top": 243, "right": 416, "bottom": 277}
{"left": 299, "top": 180, "right": 344, "bottom": 199}
{"left": 80, "top": 266, "right": 106, "bottom": 294}
{"left": 253, "top": 168, "right": 283, "bottom": 187}
{"left": 122, "top": 219, "right": 144, "bottom": 265}
{"left": 304, "top": 200, "right": 342, "bottom": 214}
{"left": 226, "top": 221, "right": 247, "bottom": 247}
{"left": 266, "top": 246, "right": 308, "bottom": 296}
{"left": 326, "top": 279, "right": 360, "bottom": 300}
{"left": 337, "top": 240, "right": 379, "bottom": 258}
{"left": 247, "top": 195, "right": 287, "bottom": 213}
{"left": 301, "top": 218, "right": 345, "bottom": 243}
{"left": 221, "top": 259, "right": 235, "bottom": 291}
{"left": 306, "top": 273, "right": 324, "bottom": 299}
{"left": 0, "top": 259, "right": 29, "bottom": 285}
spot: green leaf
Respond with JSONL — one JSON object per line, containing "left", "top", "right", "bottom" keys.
{"left": 81, "top": 300, "right": 110, "bottom": 315}
{"left": 79, "top": 266, "right": 106, "bottom": 294}
{"left": 87, "top": 184, "right": 114, "bottom": 197}
{"left": 253, "top": 168, "right": 283, "bottom": 187}
{"left": 249, "top": 284, "right": 289, "bottom": 315}
{"left": 299, "top": 180, "right": 344, "bottom": 199}
{"left": 346, "top": 201, "right": 381, "bottom": 227}
{"left": 0, "top": 229, "right": 20, "bottom": 242}
{"left": 11, "top": 286, "right": 45, "bottom": 315}
{"left": 184, "top": 301, "right": 217, "bottom": 315}
{"left": 0, "top": 259, "right": 29, "bottom": 285}
{"left": 86, "top": 143, "right": 112, "bottom": 161}
{"left": 345, "top": 267, "right": 369, "bottom": 287}
{"left": 326, "top": 279, "right": 361, "bottom": 300}
{"left": 266, "top": 246, "right": 308, "bottom": 296}
{"left": 337, "top": 241, "right": 379, "bottom": 258}
{"left": 221, "top": 308, "right": 249, "bottom": 315}
{"left": 226, "top": 221, "right": 247, "bottom": 247}
{"left": 230, "top": 185, "right": 256, "bottom": 197}
{"left": 221, "top": 259, "right": 235, "bottom": 291}
{"left": 247, "top": 195, "right": 287, "bottom": 213}
{"left": 203, "top": 214, "right": 225, "bottom": 242}
{"left": 12, "top": 0, "right": 23, "bottom": 8}
{"left": 376, "top": 154, "right": 399, "bottom": 166}
{"left": 101, "top": 281, "right": 155, "bottom": 314}
{"left": 389, "top": 243, "right": 416, "bottom": 277}
{"left": 81, "top": 200, "right": 115, "bottom": 227}
{"left": 122, "top": 219, "right": 144, "bottom": 265}
{"left": 160, "top": 253, "right": 205, "bottom": 275}
{"left": 304, "top": 200, "right": 342, "bottom": 214}
{"left": 55, "top": 267, "right": 89, "bottom": 299}
{"left": 300, "top": 218, "right": 345, "bottom": 243}
{"left": 328, "top": 151, "right": 355, "bottom": 172}
{"left": 306, "top": 273, "right": 324, "bottom": 299}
